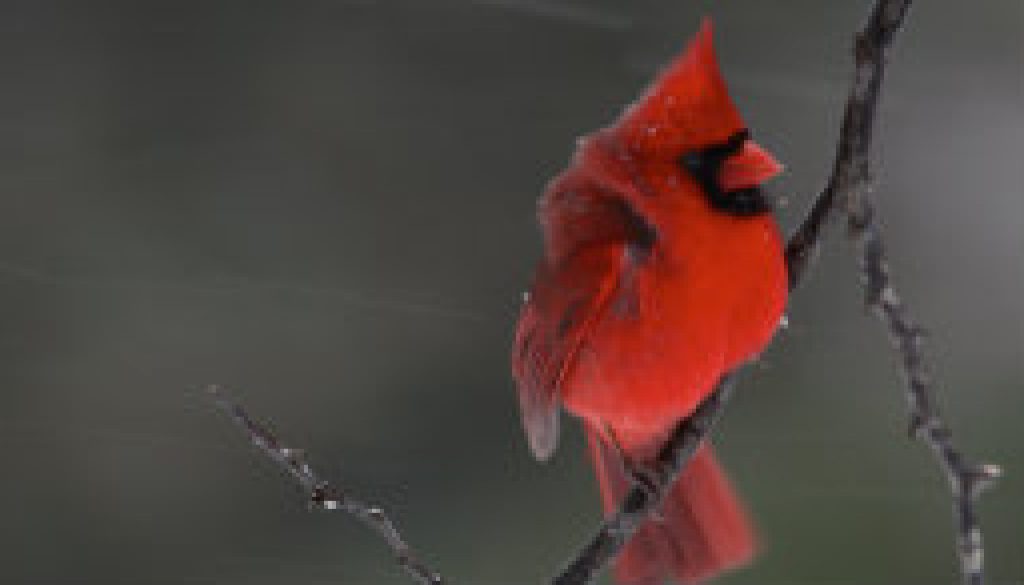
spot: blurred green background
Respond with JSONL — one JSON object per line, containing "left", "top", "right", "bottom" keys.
{"left": 0, "top": 1, "right": 1020, "bottom": 584}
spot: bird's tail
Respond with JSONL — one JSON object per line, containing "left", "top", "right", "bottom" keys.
{"left": 585, "top": 426, "right": 756, "bottom": 585}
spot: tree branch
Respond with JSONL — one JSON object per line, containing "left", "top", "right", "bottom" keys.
{"left": 798, "top": 1, "right": 1001, "bottom": 583}
{"left": 207, "top": 385, "right": 443, "bottom": 585}
{"left": 785, "top": 0, "right": 910, "bottom": 285}
{"left": 846, "top": 186, "right": 1001, "bottom": 585}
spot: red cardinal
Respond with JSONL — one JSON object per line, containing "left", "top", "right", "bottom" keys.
{"left": 512, "top": 21, "right": 787, "bottom": 585}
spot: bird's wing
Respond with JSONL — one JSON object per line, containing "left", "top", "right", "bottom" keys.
{"left": 512, "top": 182, "right": 643, "bottom": 461}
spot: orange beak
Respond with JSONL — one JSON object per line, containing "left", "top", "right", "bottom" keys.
{"left": 717, "top": 140, "right": 783, "bottom": 192}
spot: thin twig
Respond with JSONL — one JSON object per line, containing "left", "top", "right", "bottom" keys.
{"left": 847, "top": 199, "right": 1001, "bottom": 585}
{"left": 793, "top": 1, "right": 1001, "bottom": 583}
{"left": 557, "top": 1, "right": 996, "bottom": 585}
{"left": 207, "top": 385, "right": 443, "bottom": 585}
{"left": 785, "top": 0, "right": 912, "bottom": 284}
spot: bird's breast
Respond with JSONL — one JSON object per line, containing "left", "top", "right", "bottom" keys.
{"left": 560, "top": 205, "right": 787, "bottom": 446}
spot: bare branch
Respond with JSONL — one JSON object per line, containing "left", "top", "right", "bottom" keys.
{"left": 785, "top": 0, "right": 912, "bottom": 288}
{"left": 207, "top": 385, "right": 443, "bottom": 585}
{"left": 847, "top": 197, "right": 1001, "bottom": 585}
{"left": 790, "top": 0, "right": 1000, "bottom": 583}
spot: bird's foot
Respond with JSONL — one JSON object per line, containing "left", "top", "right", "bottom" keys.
{"left": 603, "top": 425, "right": 666, "bottom": 520}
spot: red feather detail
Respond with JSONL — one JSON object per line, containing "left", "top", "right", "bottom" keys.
{"left": 587, "top": 426, "right": 756, "bottom": 585}
{"left": 512, "top": 243, "right": 622, "bottom": 460}
{"left": 616, "top": 20, "right": 746, "bottom": 159}
{"left": 513, "top": 149, "right": 663, "bottom": 459}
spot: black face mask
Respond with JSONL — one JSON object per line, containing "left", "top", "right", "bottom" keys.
{"left": 679, "top": 129, "right": 773, "bottom": 216}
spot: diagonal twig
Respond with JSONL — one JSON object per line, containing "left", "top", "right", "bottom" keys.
{"left": 847, "top": 197, "right": 1001, "bottom": 585}
{"left": 207, "top": 385, "right": 443, "bottom": 585}
{"left": 790, "top": 1, "right": 1001, "bottom": 583}
{"left": 785, "top": 0, "right": 910, "bottom": 286}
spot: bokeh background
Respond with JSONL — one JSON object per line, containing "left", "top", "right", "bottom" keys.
{"left": 0, "top": 1, "right": 1020, "bottom": 584}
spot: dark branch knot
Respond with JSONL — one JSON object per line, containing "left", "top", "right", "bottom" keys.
{"left": 964, "top": 464, "right": 1002, "bottom": 498}
{"left": 854, "top": 32, "right": 883, "bottom": 66}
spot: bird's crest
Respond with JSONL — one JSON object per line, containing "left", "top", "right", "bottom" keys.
{"left": 616, "top": 20, "right": 747, "bottom": 158}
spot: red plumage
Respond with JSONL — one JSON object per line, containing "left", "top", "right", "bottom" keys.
{"left": 512, "top": 20, "right": 787, "bottom": 584}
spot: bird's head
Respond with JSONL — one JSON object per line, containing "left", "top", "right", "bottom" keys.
{"left": 615, "top": 20, "right": 783, "bottom": 203}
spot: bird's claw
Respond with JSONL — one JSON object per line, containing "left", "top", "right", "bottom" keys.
{"left": 603, "top": 424, "right": 666, "bottom": 520}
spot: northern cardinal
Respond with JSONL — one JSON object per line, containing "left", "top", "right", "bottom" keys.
{"left": 511, "top": 21, "right": 787, "bottom": 585}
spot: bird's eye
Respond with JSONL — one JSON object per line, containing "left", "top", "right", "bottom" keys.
{"left": 677, "top": 130, "right": 770, "bottom": 216}
{"left": 680, "top": 152, "right": 704, "bottom": 175}
{"left": 679, "top": 130, "right": 751, "bottom": 182}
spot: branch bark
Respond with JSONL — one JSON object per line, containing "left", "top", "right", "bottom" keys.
{"left": 798, "top": 2, "right": 1000, "bottom": 584}
{"left": 208, "top": 386, "right": 443, "bottom": 585}
{"left": 846, "top": 188, "right": 1000, "bottom": 585}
